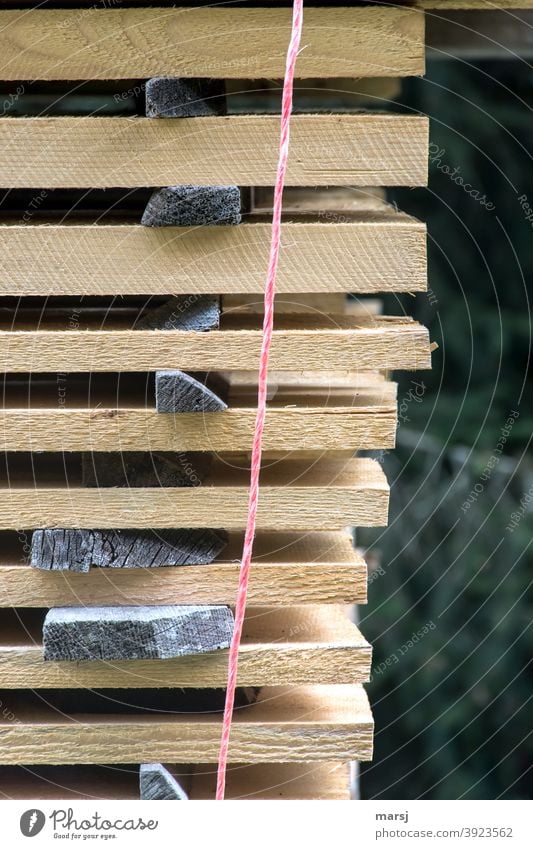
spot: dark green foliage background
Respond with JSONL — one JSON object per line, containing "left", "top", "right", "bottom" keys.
{"left": 359, "top": 61, "right": 532, "bottom": 800}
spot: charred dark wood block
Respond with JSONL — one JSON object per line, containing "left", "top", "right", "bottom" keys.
{"left": 145, "top": 77, "right": 226, "bottom": 118}
{"left": 31, "top": 528, "right": 228, "bottom": 572}
{"left": 140, "top": 763, "right": 189, "bottom": 800}
{"left": 155, "top": 371, "right": 227, "bottom": 413}
{"left": 136, "top": 294, "right": 220, "bottom": 332}
{"left": 43, "top": 605, "right": 235, "bottom": 661}
{"left": 81, "top": 451, "right": 210, "bottom": 487}
{"left": 141, "top": 186, "right": 241, "bottom": 227}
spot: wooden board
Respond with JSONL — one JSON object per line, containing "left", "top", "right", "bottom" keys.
{"left": 0, "top": 379, "right": 397, "bottom": 451}
{"left": 0, "top": 762, "right": 350, "bottom": 801}
{"left": 0, "top": 315, "right": 431, "bottom": 372}
{"left": 421, "top": 0, "right": 533, "bottom": 7}
{"left": 0, "top": 7, "right": 424, "bottom": 79}
{"left": 0, "top": 457, "right": 389, "bottom": 531}
{"left": 0, "top": 531, "right": 368, "bottom": 607}
{"left": 0, "top": 215, "right": 427, "bottom": 296}
{"left": 0, "top": 115, "right": 429, "bottom": 187}
{"left": 0, "top": 685, "right": 373, "bottom": 764}
{"left": 0, "top": 606, "right": 371, "bottom": 688}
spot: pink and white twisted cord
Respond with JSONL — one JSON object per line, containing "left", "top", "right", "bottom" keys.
{"left": 215, "top": 0, "right": 304, "bottom": 801}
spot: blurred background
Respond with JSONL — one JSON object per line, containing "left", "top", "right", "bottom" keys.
{"left": 359, "top": 57, "right": 532, "bottom": 801}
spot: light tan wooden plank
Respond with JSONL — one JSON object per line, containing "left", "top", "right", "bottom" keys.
{"left": 191, "top": 762, "right": 351, "bottom": 800}
{"left": 0, "top": 685, "right": 373, "bottom": 764}
{"left": 0, "top": 7, "right": 424, "bottom": 79}
{"left": 0, "top": 607, "right": 371, "bottom": 688}
{"left": 0, "top": 316, "right": 431, "bottom": 372}
{"left": 0, "top": 762, "right": 350, "bottom": 801}
{"left": 421, "top": 0, "right": 533, "bottom": 7}
{"left": 0, "top": 215, "right": 427, "bottom": 296}
{"left": 0, "top": 532, "right": 367, "bottom": 607}
{"left": 0, "top": 406, "right": 396, "bottom": 453}
{"left": 0, "top": 457, "right": 389, "bottom": 530}
{"left": 223, "top": 294, "right": 384, "bottom": 316}
{"left": 0, "top": 115, "right": 429, "bottom": 187}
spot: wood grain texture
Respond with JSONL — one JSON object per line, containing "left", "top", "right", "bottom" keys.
{"left": 0, "top": 404, "right": 397, "bottom": 453}
{"left": 0, "top": 532, "right": 368, "bottom": 607}
{"left": 42, "top": 605, "right": 235, "bottom": 662}
{"left": 0, "top": 762, "right": 350, "bottom": 800}
{"left": 0, "top": 457, "right": 389, "bottom": 530}
{"left": 420, "top": 0, "right": 533, "bottom": 7}
{"left": 0, "top": 685, "right": 374, "bottom": 764}
{"left": 0, "top": 215, "right": 427, "bottom": 296}
{"left": 0, "top": 606, "right": 371, "bottom": 687}
{"left": 0, "top": 7, "right": 424, "bottom": 79}
{"left": 0, "top": 316, "right": 431, "bottom": 372}
{"left": 0, "top": 115, "right": 429, "bottom": 187}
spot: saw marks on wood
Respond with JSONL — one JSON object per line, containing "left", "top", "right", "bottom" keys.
{"left": 0, "top": 531, "right": 368, "bottom": 607}
{"left": 0, "top": 214, "right": 427, "bottom": 296}
{"left": 0, "top": 115, "right": 429, "bottom": 187}
{"left": 0, "top": 7, "right": 424, "bottom": 80}
{"left": 0, "top": 685, "right": 374, "bottom": 764}
{"left": 0, "top": 315, "right": 431, "bottom": 373}
{"left": 0, "top": 606, "right": 371, "bottom": 687}
{"left": 0, "top": 762, "right": 350, "bottom": 801}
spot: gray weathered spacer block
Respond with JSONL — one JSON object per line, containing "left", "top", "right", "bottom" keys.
{"left": 137, "top": 294, "right": 220, "bottom": 332}
{"left": 146, "top": 77, "right": 226, "bottom": 118}
{"left": 81, "top": 451, "right": 210, "bottom": 488}
{"left": 140, "top": 763, "right": 189, "bottom": 800}
{"left": 43, "top": 604, "right": 235, "bottom": 661}
{"left": 156, "top": 371, "right": 227, "bottom": 413}
{"left": 31, "top": 528, "right": 228, "bottom": 572}
{"left": 141, "top": 186, "right": 241, "bottom": 227}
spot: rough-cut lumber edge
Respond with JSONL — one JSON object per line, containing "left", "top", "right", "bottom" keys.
{"left": 0, "top": 685, "right": 374, "bottom": 764}
{"left": 0, "top": 316, "right": 432, "bottom": 372}
{"left": 155, "top": 371, "right": 228, "bottom": 413}
{"left": 0, "top": 371, "right": 397, "bottom": 452}
{"left": 43, "top": 605, "right": 234, "bottom": 661}
{"left": 0, "top": 606, "right": 371, "bottom": 687}
{"left": 81, "top": 451, "right": 210, "bottom": 488}
{"left": 140, "top": 763, "right": 188, "bottom": 800}
{"left": 0, "top": 115, "right": 429, "bottom": 187}
{"left": 0, "top": 7, "right": 425, "bottom": 79}
{"left": 0, "top": 457, "right": 389, "bottom": 530}
{"left": 0, "top": 214, "right": 427, "bottom": 296}
{"left": 146, "top": 77, "right": 227, "bottom": 118}
{"left": 136, "top": 295, "right": 220, "bottom": 331}
{"left": 0, "top": 762, "right": 350, "bottom": 801}
{"left": 0, "top": 403, "right": 396, "bottom": 452}
{"left": 420, "top": 0, "right": 533, "bottom": 7}
{"left": 31, "top": 528, "right": 228, "bottom": 572}
{"left": 0, "top": 531, "right": 368, "bottom": 607}
{"left": 141, "top": 186, "right": 241, "bottom": 227}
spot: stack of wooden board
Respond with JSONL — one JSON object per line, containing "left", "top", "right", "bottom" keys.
{"left": 0, "top": 3, "right": 430, "bottom": 800}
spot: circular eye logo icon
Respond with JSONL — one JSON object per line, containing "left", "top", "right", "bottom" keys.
{"left": 20, "top": 809, "right": 46, "bottom": 837}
